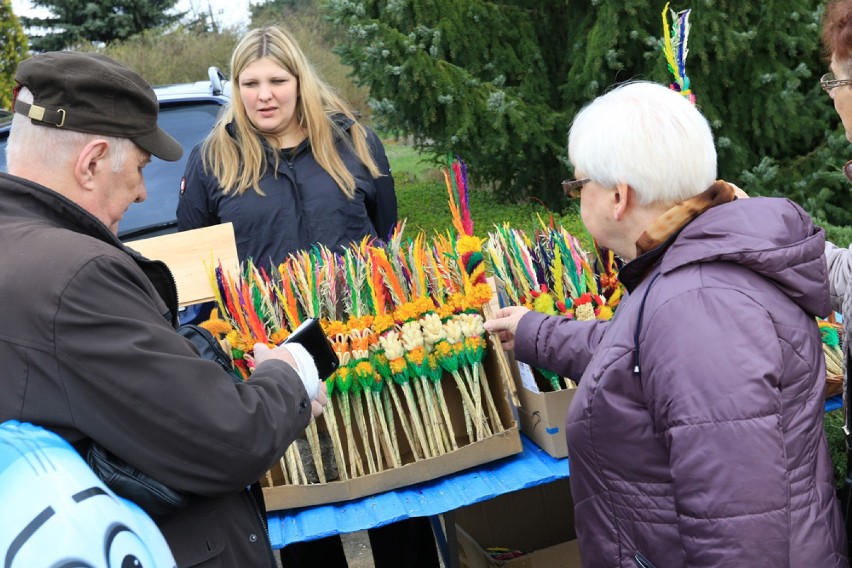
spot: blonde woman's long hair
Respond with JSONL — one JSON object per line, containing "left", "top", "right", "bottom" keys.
{"left": 202, "top": 25, "right": 381, "bottom": 198}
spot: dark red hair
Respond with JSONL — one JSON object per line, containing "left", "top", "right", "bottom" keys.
{"left": 823, "top": 0, "right": 852, "bottom": 62}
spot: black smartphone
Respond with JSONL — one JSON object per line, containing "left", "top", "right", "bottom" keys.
{"left": 283, "top": 318, "right": 340, "bottom": 380}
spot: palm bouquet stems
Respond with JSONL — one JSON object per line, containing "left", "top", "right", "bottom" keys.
{"left": 372, "top": 244, "right": 434, "bottom": 458}
{"left": 388, "top": 231, "right": 455, "bottom": 455}
{"left": 343, "top": 247, "right": 388, "bottom": 472}
{"left": 421, "top": 312, "right": 459, "bottom": 451}
{"left": 405, "top": 237, "right": 458, "bottom": 451}
{"left": 209, "top": 260, "right": 318, "bottom": 480}
{"left": 282, "top": 253, "right": 334, "bottom": 481}
{"left": 401, "top": 319, "right": 445, "bottom": 456}
{"left": 442, "top": 155, "right": 504, "bottom": 437}
{"left": 366, "top": 250, "right": 413, "bottom": 465}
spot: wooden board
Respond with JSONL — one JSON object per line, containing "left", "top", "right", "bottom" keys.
{"left": 126, "top": 223, "right": 239, "bottom": 307}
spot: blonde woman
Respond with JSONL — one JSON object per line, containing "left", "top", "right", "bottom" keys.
{"left": 178, "top": 25, "right": 438, "bottom": 568}
{"left": 177, "top": 25, "right": 397, "bottom": 268}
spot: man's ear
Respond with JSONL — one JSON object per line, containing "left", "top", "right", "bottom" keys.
{"left": 74, "top": 140, "right": 110, "bottom": 190}
{"left": 613, "top": 182, "right": 633, "bottom": 222}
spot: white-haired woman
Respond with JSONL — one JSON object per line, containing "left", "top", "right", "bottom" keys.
{"left": 486, "top": 81, "right": 847, "bottom": 567}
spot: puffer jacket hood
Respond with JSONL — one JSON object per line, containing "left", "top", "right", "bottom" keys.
{"left": 659, "top": 197, "right": 830, "bottom": 318}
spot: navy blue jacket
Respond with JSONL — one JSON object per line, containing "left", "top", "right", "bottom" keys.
{"left": 177, "top": 116, "right": 397, "bottom": 267}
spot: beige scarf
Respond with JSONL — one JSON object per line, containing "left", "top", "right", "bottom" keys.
{"left": 635, "top": 180, "right": 736, "bottom": 257}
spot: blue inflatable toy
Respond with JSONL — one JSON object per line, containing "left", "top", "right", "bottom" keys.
{"left": 0, "top": 420, "right": 176, "bottom": 567}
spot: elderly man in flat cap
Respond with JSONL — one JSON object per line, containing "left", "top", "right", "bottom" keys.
{"left": 0, "top": 52, "right": 327, "bottom": 566}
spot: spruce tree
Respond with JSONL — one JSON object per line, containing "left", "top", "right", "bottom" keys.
{"left": 1, "top": 0, "right": 28, "bottom": 110}
{"left": 328, "top": 0, "right": 846, "bottom": 223}
{"left": 23, "top": 0, "right": 183, "bottom": 52}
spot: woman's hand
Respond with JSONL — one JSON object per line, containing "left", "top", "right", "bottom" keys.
{"left": 483, "top": 306, "right": 530, "bottom": 351}
{"left": 254, "top": 342, "right": 325, "bottom": 416}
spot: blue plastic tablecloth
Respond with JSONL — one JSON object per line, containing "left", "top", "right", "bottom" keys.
{"left": 267, "top": 395, "right": 844, "bottom": 549}
{"left": 827, "top": 394, "right": 843, "bottom": 413}
{"left": 266, "top": 433, "right": 569, "bottom": 548}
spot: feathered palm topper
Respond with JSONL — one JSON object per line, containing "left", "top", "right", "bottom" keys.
{"left": 662, "top": 2, "right": 695, "bottom": 105}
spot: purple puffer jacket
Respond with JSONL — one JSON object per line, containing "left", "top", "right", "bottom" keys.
{"left": 514, "top": 197, "right": 848, "bottom": 567}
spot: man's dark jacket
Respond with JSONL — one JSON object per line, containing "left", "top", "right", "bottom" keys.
{"left": 0, "top": 171, "right": 312, "bottom": 566}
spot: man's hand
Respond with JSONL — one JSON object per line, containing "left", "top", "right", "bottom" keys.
{"left": 253, "top": 343, "right": 325, "bottom": 417}
{"left": 311, "top": 388, "right": 328, "bottom": 418}
{"left": 483, "top": 306, "right": 530, "bottom": 351}
{"left": 252, "top": 342, "right": 297, "bottom": 367}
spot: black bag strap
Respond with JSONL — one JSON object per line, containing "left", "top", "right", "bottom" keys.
{"left": 178, "top": 324, "right": 242, "bottom": 384}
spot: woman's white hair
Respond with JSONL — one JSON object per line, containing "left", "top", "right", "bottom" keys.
{"left": 568, "top": 81, "right": 717, "bottom": 206}
{"left": 6, "top": 87, "right": 134, "bottom": 173}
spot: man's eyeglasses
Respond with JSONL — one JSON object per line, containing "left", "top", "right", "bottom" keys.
{"left": 562, "top": 178, "right": 590, "bottom": 199}
{"left": 820, "top": 72, "right": 852, "bottom": 93}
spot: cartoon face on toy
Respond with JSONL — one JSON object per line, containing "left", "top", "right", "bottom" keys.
{"left": 0, "top": 421, "right": 176, "bottom": 568}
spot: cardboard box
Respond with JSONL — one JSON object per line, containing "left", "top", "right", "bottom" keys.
{"left": 483, "top": 279, "right": 575, "bottom": 459}
{"left": 455, "top": 477, "right": 582, "bottom": 568}
{"left": 511, "top": 358, "right": 576, "bottom": 459}
{"left": 125, "top": 223, "right": 239, "bottom": 307}
{"left": 261, "top": 334, "right": 523, "bottom": 510}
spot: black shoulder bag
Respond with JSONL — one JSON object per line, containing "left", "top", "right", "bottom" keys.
{"left": 87, "top": 324, "right": 238, "bottom": 517}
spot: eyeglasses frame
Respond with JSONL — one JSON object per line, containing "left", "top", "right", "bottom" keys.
{"left": 561, "top": 178, "right": 591, "bottom": 199}
{"left": 821, "top": 72, "right": 852, "bottom": 93}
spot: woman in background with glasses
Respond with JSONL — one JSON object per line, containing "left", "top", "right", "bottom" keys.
{"left": 822, "top": 1, "right": 852, "bottom": 143}
{"left": 823, "top": 0, "right": 852, "bottom": 551}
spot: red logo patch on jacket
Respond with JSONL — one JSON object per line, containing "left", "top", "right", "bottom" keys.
{"left": 180, "top": 177, "right": 186, "bottom": 195}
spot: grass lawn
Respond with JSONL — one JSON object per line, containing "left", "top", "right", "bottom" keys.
{"left": 384, "top": 139, "right": 590, "bottom": 248}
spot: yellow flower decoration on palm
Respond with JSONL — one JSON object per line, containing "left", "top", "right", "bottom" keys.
{"left": 226, "top": 329, "right": 250, "bottom": 352}
{"left": 407, "top": 346, "right": 426, "bottom": 366}
{"left": 372, "top": 314, "right": 396, "bottom": 335}
{"left": 457, "top": 235, "right": 485, "bottom": 255}
{"left": 436, "top": 303, "right": 456, "bottom": 319}
{"left": 353, "top": 360, "right": 373, "bottom": 378}
{"left": 435, "top": 342, "right": 454, "bottom": 358}
{"left": 325, "top": 319, "right": 347, "bottom": 337}
{"left": 415, "top": 296, "right": 435, "bottom": 314}
{"left": 449, "top": 292, "right": 467, "bottom": 313}
{"left": 349, "top": 315, "right": 374, "bottom": 331}
{"left": 395, "top": 301, "right": 421, "bottom": 323}
{"left": 373, "top": 351, "right": 389, "bottom": 368}
{"left": 270, "top": 329, "right": 290, "bottom": 344}
{"left": 470, "top": 283, "right": 494, "bottom": 308}
{"left": 532, "top": 292, "right": 558, "bottom": 316}
{"left": 390, "top": 358, "right": 408, "bottom": 374}
{"left": 596, "top": 306, "right": 614, "bottom": 320}
{"left": 426, "top": 353, "right": 440, "bottom": 373}
{"left": 200, "top": 308, "right": 234, "bottom": 338}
